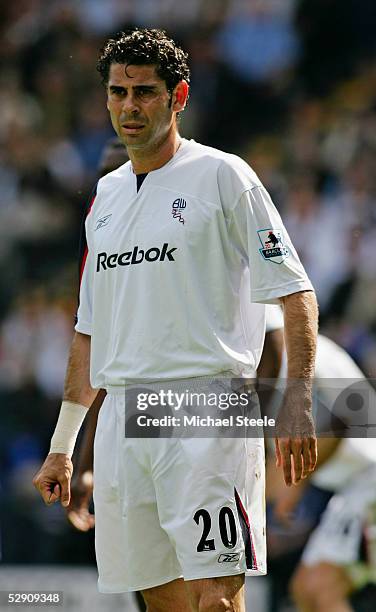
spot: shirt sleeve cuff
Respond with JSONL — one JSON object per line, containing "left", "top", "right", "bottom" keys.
{"left": 251, "top": 279, "right": 315, "bottom": 305}
{"left": 74, "top": 320, "right": 92, "bottom": 335}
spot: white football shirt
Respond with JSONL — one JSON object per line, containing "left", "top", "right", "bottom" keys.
{"left": 76, "top": 139, "right": 313, "bottom": 388}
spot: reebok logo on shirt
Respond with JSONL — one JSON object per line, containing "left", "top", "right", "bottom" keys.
{"left": 96, "top": 243, "right": 177, "bottom": 271}
{"left": 95, "top": 214, "right": 112, "bottom": 231}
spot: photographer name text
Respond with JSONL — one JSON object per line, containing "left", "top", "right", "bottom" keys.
{"left": 136, "top": 415, "right": 275, "bottom": 428}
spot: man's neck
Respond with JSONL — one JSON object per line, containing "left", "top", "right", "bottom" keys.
{"left": 128, "top": 130, "right": 182, "bottom": 175}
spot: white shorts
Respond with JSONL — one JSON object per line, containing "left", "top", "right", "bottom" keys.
{"left": 93, "top": 381, "right": 266, "bottom": 593}
{"left": 303, "top": 465, "right": 376, "bottom": 567}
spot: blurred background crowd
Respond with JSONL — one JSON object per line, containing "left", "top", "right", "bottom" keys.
{"left": 1, "top": 0, "right": 376, "bottom": 607}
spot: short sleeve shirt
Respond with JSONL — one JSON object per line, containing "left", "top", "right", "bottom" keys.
{"left": 75, "top": 139, "right": 313, "bottom": 388}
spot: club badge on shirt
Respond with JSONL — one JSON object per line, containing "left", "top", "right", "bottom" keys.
{"left": 257, "top": 228, "right": 289, "bottom": 264}
{"left": 171, "top": 197, "right": 186, "bottom": 225}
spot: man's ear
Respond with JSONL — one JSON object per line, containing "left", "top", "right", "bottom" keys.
{"left": 172, "top": 80, "right": 189, "bottom": 113}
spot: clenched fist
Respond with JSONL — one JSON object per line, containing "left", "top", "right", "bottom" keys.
{"left": 33, "top": 453, "right": 73, "bottom": 507}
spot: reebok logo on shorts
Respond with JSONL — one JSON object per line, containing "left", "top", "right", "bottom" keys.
{"left": 217, "top": 553, "right": 240, "bottom": 563}
{"left": 96, "top": 243, "right": 177, "bottom": 271}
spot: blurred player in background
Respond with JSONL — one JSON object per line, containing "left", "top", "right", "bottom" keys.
{"left": 262, "top": 307, "right": 376, "bottom": 612}
{"left": 33, "top": 29, "right": 318, "bottom": 612}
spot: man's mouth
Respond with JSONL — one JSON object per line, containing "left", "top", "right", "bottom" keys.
{"left": 121, "top": 123, "right": 145, "bottom": 133}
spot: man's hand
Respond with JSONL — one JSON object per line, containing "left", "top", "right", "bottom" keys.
{"left": 275, "top": 436, "right": 317, "bottom": 487}
{"left": 66, "top": 470, "right": 95, "bottom": 532}
{"left": 33, "top": 453, "right": 73, "bottom": 507}
{"left": 275, "top": 386, "right": 317, "bottom": 486}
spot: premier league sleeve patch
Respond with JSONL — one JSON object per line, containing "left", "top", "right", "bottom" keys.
{"left": 257, "top": 229, "right": 289, "bottom": 264}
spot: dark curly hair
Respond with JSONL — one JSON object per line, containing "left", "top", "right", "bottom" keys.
{"left": 97, "top": 28, "right": 190, "bottom": 94}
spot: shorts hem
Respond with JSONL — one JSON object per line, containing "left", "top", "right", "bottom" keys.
{"left": 244, "top": 568, "right": 267, "bottom": 577}
{"left": 184, "top": 568, "right": 267, "bottom": 581}
{"left": 98, "top": 566, "right": 267, "bottom": 592}
{"left": 98, "top": 573, "right": 183, "bottom": 593}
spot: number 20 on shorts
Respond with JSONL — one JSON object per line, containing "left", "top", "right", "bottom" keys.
{"left": 194, "top": 507, "right": 237, "bottom": 552}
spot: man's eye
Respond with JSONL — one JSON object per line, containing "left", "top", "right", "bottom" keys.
{"left": 138, "top": 88, "right": 153, "bottom": 97}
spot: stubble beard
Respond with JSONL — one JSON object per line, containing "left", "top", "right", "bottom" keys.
{"left": 119, "top": 122, "right": 172, "bottom": 156}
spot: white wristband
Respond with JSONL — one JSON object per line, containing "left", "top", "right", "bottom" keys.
{"left": 49, "top": 401, "right": 89, "bottom": 457}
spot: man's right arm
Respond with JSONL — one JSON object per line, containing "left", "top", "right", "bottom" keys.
{"left": 66, "top": 390, "right": 105, "bottom": 531}
{"left": 63, "top": 332, "right": 97, "bottom": 406}
{"left": 33, "top": 332, "right": 98, "bottom": 507}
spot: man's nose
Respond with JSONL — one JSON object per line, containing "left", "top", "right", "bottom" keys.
{"left": 121, "top": 92, "right": 139, "bottom": 114}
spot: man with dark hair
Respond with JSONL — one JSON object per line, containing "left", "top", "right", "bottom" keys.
{"left": 97, "top": 28, "right": 190, "bottom": 96}
{"left": 33, "top": 29, "right": 318, "bottom": 612}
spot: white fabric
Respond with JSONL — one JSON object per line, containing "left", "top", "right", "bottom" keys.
{"left": 303, "top": 465, "right": 376, "bottom": 566}
{"left": 49, "top": 401, "right": 88, "bottom": 457}
{"left": 312, "top": 335, "right": 376, "bottom": 491}
{"left": 265, "top": 305, "right": 284, "bottom": 333}
{"left": 94, "top": 390, "right": 266, "bottom": 593}
{"left": 76, "top": 139, "right": 312, "bottom": 388}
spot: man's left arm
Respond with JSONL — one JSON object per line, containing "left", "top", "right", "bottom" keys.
{"left": 277, "top": 290, "right": 319, "bottom": 486}
{"left": 224, "top": 176, "right": 319, "bottom": 485}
